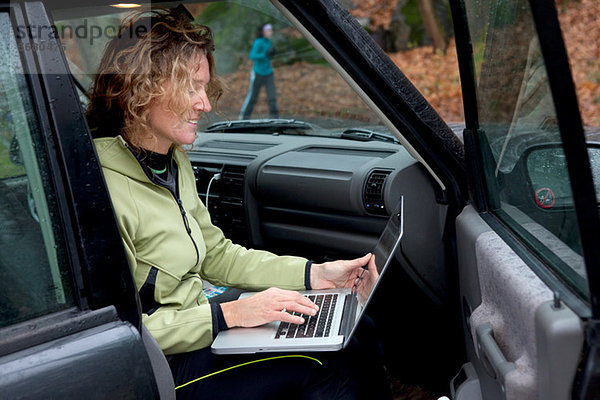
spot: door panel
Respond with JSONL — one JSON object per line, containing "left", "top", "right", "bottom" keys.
{"left": 0, "top": 320, "right": 157, "bottom": 399}
{"left": 455, "top": 205, "right": 583, "bottom": 400}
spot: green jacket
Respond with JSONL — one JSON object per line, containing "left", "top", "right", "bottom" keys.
{"left": 94, "top": 136, "right": 307, "bottom": 354}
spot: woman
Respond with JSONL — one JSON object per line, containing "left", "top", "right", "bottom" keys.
{"left": 87, "top": 7, "right": 390, "bottom": 399}
{"left": 239, "top": 23, "right": 279, "bottom": 119}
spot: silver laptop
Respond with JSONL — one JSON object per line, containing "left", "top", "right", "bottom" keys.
{"left": 211, "top": 196, "right": 404, "bottom": 354}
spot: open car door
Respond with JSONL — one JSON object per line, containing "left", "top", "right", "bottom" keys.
{"left": 450, "top": 0, "right": 600, "bottom": 398}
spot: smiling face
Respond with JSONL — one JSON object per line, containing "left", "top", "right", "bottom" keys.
{"left": 143, "top": 52, "right": 212, "bottom": 154}
{"left": 87, "top": 10, "right": 222, "bottom": 151}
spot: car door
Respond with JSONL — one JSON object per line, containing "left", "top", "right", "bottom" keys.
{"left": 0, "top": 2, "right": 159, "bottom": 398}
{"left": 275, "top": 0, "right": 599, "bottom": 398}
{"left": 449, "top": 0, "right": 600, "bottom": 398}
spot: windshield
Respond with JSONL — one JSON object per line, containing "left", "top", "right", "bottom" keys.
{"left": 55, "top": 1, "right": 391, "bottom": 142}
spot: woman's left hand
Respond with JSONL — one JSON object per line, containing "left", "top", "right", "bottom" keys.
{"left": 309, "top": 253, "right": 372, "bottom": 290}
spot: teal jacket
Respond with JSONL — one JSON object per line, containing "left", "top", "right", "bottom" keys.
{"left": 94, "top": 136, "right": 307, "bottom": 354}
{"left": 250, "top": 37, "right": 274, "bottom": 76}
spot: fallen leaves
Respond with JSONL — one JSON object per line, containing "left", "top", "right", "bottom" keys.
{"left": 558, "top": 0, "right": 600, "bottom": 127}
{"left": 349, "top": 0, "right": 399, "bottom": 30}
{"left": 388, "top": 39, "right": 463, "bottom": 122}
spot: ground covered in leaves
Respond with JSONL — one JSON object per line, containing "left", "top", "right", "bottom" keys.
{"left": 559, "top": 0, "right": 600, "bottom": 127}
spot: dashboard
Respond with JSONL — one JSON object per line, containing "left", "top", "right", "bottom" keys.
{"left": 190, "top": 132, "right": 450, "bottom": 303}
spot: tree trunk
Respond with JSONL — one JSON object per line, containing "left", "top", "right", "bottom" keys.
{"left": 417, "top": 0, "right": 447, "bottom": 52}
{"left": 388, "top": 0, "right": 411, "bottom": 51}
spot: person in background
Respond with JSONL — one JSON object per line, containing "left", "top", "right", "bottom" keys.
{"left": 239, "top": 23, "right": 279, "bottom": 119}
{"left": 87, "top": 7, "right": 391, "bottom": 399}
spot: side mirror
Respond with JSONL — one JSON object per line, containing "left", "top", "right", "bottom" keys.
{"left": 524, "top": 143, "right": 600, "bottom": 209}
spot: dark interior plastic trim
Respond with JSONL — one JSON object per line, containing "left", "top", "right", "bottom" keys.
{"left": 0, "top": 306, "right": 118, "bottom": 357}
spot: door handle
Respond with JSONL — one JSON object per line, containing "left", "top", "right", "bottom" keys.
{"left": 475, "top": 323, "right": 516, "bottom": 384}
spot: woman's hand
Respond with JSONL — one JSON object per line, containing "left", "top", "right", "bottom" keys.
{"left": 357, "top": 254, "right": 379, "bottom": 303}
{"left": 309, "top": 253, "right": 372, "bottom": 290}
{"left": 220, "top": 287, "right": 319, "bottom": 328}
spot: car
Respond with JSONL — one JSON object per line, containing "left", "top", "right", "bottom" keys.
{"left": 0, "top": 0, "right": 598, "bottom": 399}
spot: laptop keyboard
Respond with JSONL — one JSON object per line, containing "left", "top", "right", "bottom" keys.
{"left": 275, "top": 294, "right": 338, "bottom": 339}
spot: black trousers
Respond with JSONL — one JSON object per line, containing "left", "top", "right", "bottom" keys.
{"left": 239, "top": 71, "right": 278, "bottom": 119}
{"left": 168, "top": 317, "right": 392, "bottom": 400}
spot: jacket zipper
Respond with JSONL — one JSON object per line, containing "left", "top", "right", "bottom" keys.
{"left": 172, "top": 193, "right": 200, "bottom": 268}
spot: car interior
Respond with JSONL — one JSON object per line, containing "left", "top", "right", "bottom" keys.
{"left": 2, "top": 0, "right": 596, "bottom": 398}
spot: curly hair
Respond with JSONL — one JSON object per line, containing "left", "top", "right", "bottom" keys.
{"left": 86, "top": 7, "right": 223, "bottom": 150}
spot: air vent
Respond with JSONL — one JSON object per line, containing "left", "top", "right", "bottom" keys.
{"left": 363, "top": 170, "right": 391, "bottom": 215}
{"left": 220, "top": 165, "right": 246, "bottom": 207}
{"left": 192, "top": 162, "right": 249, "bottom": 246}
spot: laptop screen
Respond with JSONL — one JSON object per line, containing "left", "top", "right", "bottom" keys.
{"left": 353, "top": 196, "right": 404, "bottom": 307}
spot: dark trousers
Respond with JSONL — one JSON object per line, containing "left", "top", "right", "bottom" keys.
{"left": 239, "top": 71, "right": 279, "bottom": 119}
{"left": 168, "top": 317, "right": 392, "bottom": 399}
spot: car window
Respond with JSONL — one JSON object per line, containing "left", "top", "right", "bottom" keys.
{"left": 55, "top": 1, "right": 401, "bottom": 143}
{"left": 0, "top": 12, "right": 74, "bottom": 327}
{"left": 464, "top": 0, "right": 588, "bottom": 297}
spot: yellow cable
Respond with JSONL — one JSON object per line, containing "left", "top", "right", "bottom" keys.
{"left": 175, "top": 354, "right": 323, "bottom": 391}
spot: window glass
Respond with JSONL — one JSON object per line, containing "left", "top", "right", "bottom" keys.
{"left": 341, "top": 0, "right": 464, "bottom": 125}
{"left": 556, "top": 0, "right": 600, "bottom": 243}
{"left": 464, "top": 0, "right": 588, "bottom": 297}
{"left": 56, "top": 1, "right": 402, "bottom": 140}
{"left": 0, "top": 12, "right": 74, "bottom": 327}
{"left": 555, "top": 0, "right": 599, "bottom": 130}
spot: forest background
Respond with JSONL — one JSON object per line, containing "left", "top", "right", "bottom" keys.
{"left": 348, "top": 0, "right": 599, "bottom": 127}
{"left": 188, "top": 0, "right": 599, "bottom": 128}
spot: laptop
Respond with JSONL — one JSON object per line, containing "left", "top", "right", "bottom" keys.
{"left": 211, "top": 196, "right": 404, "bottom": 354}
